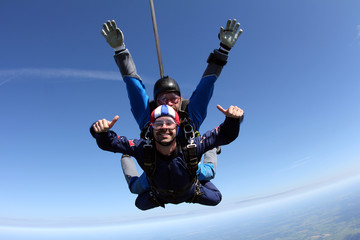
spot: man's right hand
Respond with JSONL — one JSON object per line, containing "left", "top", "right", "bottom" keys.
{"left": 101, "top": 20, "right": 124, "bottom": 50}
{"left": 93, "top": 115, "right": 119, "bottom": 133}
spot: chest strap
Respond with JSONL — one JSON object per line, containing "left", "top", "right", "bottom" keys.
{"left": 142, "top": 126, "right": 156, "bottom": 177}
{"left": 182, "top": 122, "right": 199, "bottom": 177}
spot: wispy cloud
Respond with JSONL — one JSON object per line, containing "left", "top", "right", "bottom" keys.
{"left": 289, "top": 156, "right": 311, "bottom": 169}
{"left": 234, "top": 167, "right": 360, "bottom": 207}
{"left": 0, "top": 68, "right": 122, "bottom": 86}
{"left": 357, "top": 25, "right": 360, "bottom": 38}
{"left": 0, "top": 68, "right": 195, "bottom": 91}
{"left": 0, "top": 69, "right": 26, "bottom": 86}
{"left": 276, "top": 156, "right": 312, "bottom": 174}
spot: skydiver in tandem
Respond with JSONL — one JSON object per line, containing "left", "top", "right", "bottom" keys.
{"left": 90, "top": 104, "right": 244, "bottom": 210}
{"left": 100, "top": 18, "right": 243, "bottom": 196}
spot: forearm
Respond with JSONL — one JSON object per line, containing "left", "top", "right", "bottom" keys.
{"left": 188, "top": 75, "right": 216, "bottom": 130}
{"left": 114, "top": 49, "right": 141, "bottom": 79}
{"left": 187, "top": 50, "right": 229, "bottom": 130}
{"left": 198, "top": 116, "right": 242, "bottom": 154}
{"left": 218, "top": 117, "right": 242, "bottom": 145}
{"left": 92, "top": 129, "right": 120, "bottom": 153}
{"left": 203, "top": 49, "right": 228, "bottom": 78}
{"left": 90, "top": 123, "right": 127, "bottom": 153}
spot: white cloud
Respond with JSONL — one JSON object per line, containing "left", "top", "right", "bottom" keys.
{"left": 0, "top": 68, "right": 122, "bottom": 86}
{"left": 276, "top": 156, "right": 312, "bottom": 174}
{"left": 289, "top": 156, "right": 311, "bottom": 169}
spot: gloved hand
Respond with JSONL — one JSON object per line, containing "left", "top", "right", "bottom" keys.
{"left": 219, "top": 19, "right": 243, "bottom": 50}
{"left": 101, "top": 20, "right": 124, "bottom": 51}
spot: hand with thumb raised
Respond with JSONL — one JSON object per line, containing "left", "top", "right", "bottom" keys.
{"left": 217, "top": 105, "right": 244, "bottom": 119}
{"left": 93, "top": 115, "right": 119, "bottom": 133}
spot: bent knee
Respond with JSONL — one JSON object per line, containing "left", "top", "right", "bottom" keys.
{"left": 135, "top": 193, "right": 161, "bottom": 211}
{"left": 212, "top": 192, "right": 222, "bottom": 205}
{"left": 204, "top": 192, "right": 222, "bottom": 206}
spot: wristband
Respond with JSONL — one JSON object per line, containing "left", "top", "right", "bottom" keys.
{"left": 113, "top": 43, "right": 125, "bottom": 52}
{"left": 218, "top": 47, "right": 229, "bottom": 55}
{"left": 219, "top": 42, "right": 231, "bottom": 51}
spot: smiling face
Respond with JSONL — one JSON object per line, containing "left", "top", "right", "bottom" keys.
{"left": 152, "top": 116, "right": 177, "bottom": 146}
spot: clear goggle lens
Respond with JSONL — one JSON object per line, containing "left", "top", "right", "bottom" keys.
{"left": 152, "top": 119, "right": 177, "bottom": 130}
{"left": 156, "top": 93, "right": 180, "bottom": 105}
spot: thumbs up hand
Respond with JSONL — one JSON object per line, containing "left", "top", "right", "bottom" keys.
{"left": 217, "top": 105, "right": 244, "bottom": 119}
{"left": 93, "top": 115, "right": 119, "bottom": 133}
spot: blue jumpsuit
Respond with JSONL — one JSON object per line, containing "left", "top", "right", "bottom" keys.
{"left": 114, "top": 48, "right": 228, "bottom": 131}
{"left": 91, "top": 116, "right": 241, "bottom": 210}
{"left": 114, "top": 49, "right": 229, "bottom": 186}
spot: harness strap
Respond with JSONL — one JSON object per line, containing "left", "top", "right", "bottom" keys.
{"left": 142, "top": 142, "right": 165, "bottom": 208}
{"left": 143, "top": 144, "right": 156, "bottom": 177}
{"left": 182, "top": 120, "right": 199, "bottom": 178}
{"left": 190, "top": 177, "right": 204, "bottom": 203}
{"left": 151, "top": 177, "right": 195, "bottom": 198}
{"left": 151, "top": 177, "right": 204, "bottom": 204}
{"left": 184, "top": 143, "right": 199, "bottom": 177}
{"left": 149, "top": 189, "right": 165, "bottom": 208}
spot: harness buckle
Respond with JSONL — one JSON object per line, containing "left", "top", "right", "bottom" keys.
{"left": 143, "top": 125, "right": 153, "bottom": 146}
{"left": 184, "top": 123, "right": 195, "bottom": 144}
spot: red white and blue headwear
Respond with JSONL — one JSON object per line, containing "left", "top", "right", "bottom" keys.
{"left": 150, "top": 105, "right": 180, "bottom": 126}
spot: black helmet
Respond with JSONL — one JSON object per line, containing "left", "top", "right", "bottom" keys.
{"left": 153, "top": 76, "right": 181, "bottom": 100}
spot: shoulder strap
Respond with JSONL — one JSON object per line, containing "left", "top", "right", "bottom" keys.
{"left": 143, "top": 141, "right": 156, "bottom": 177}
{"left": 142, "top": 124, "right": 156, "bottom": 177}
{"left": 149, "top": 100, "right": 157, "bottom": 113}
{"left": 140, "top": 121, "right": 150, "bottom": 139}
{"left": 180, "top": 99, "right": 189, "bottom": 111}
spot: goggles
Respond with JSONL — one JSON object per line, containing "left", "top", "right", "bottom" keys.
{"left": 152, "top": 119, "right": 177, "bottom": 130}
{"left": 156, "top": 93, "right": 180, "bottom": 105}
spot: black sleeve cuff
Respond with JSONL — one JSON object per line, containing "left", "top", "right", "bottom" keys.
{"left": 207, "top": 51, "right": 228, "bottom": 66}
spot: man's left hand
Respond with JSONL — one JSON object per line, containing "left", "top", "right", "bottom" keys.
{"left": 219, "top": 19, "right": 243, "bottom": 50}
{"left": 217, "top": 105, "right": 244, "bottom": 119}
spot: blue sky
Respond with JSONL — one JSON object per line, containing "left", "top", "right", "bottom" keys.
{"left": 1, "top": 0, "right": 360, "bottom": 234}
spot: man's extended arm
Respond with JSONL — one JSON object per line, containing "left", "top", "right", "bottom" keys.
{"left": 188, "top": 19, "right": 243, "bottom": 131}
{"left": 102, "top": 20, "right": 150, "bottom": 130}
{"left": 114, "top": 50, "right": 150, "bottom": 129}
{"left": 90, "top": 116, "right": 144, "bottom": 158}
{"left": 195, "top": 105, "right": 244, "bottom": 156}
